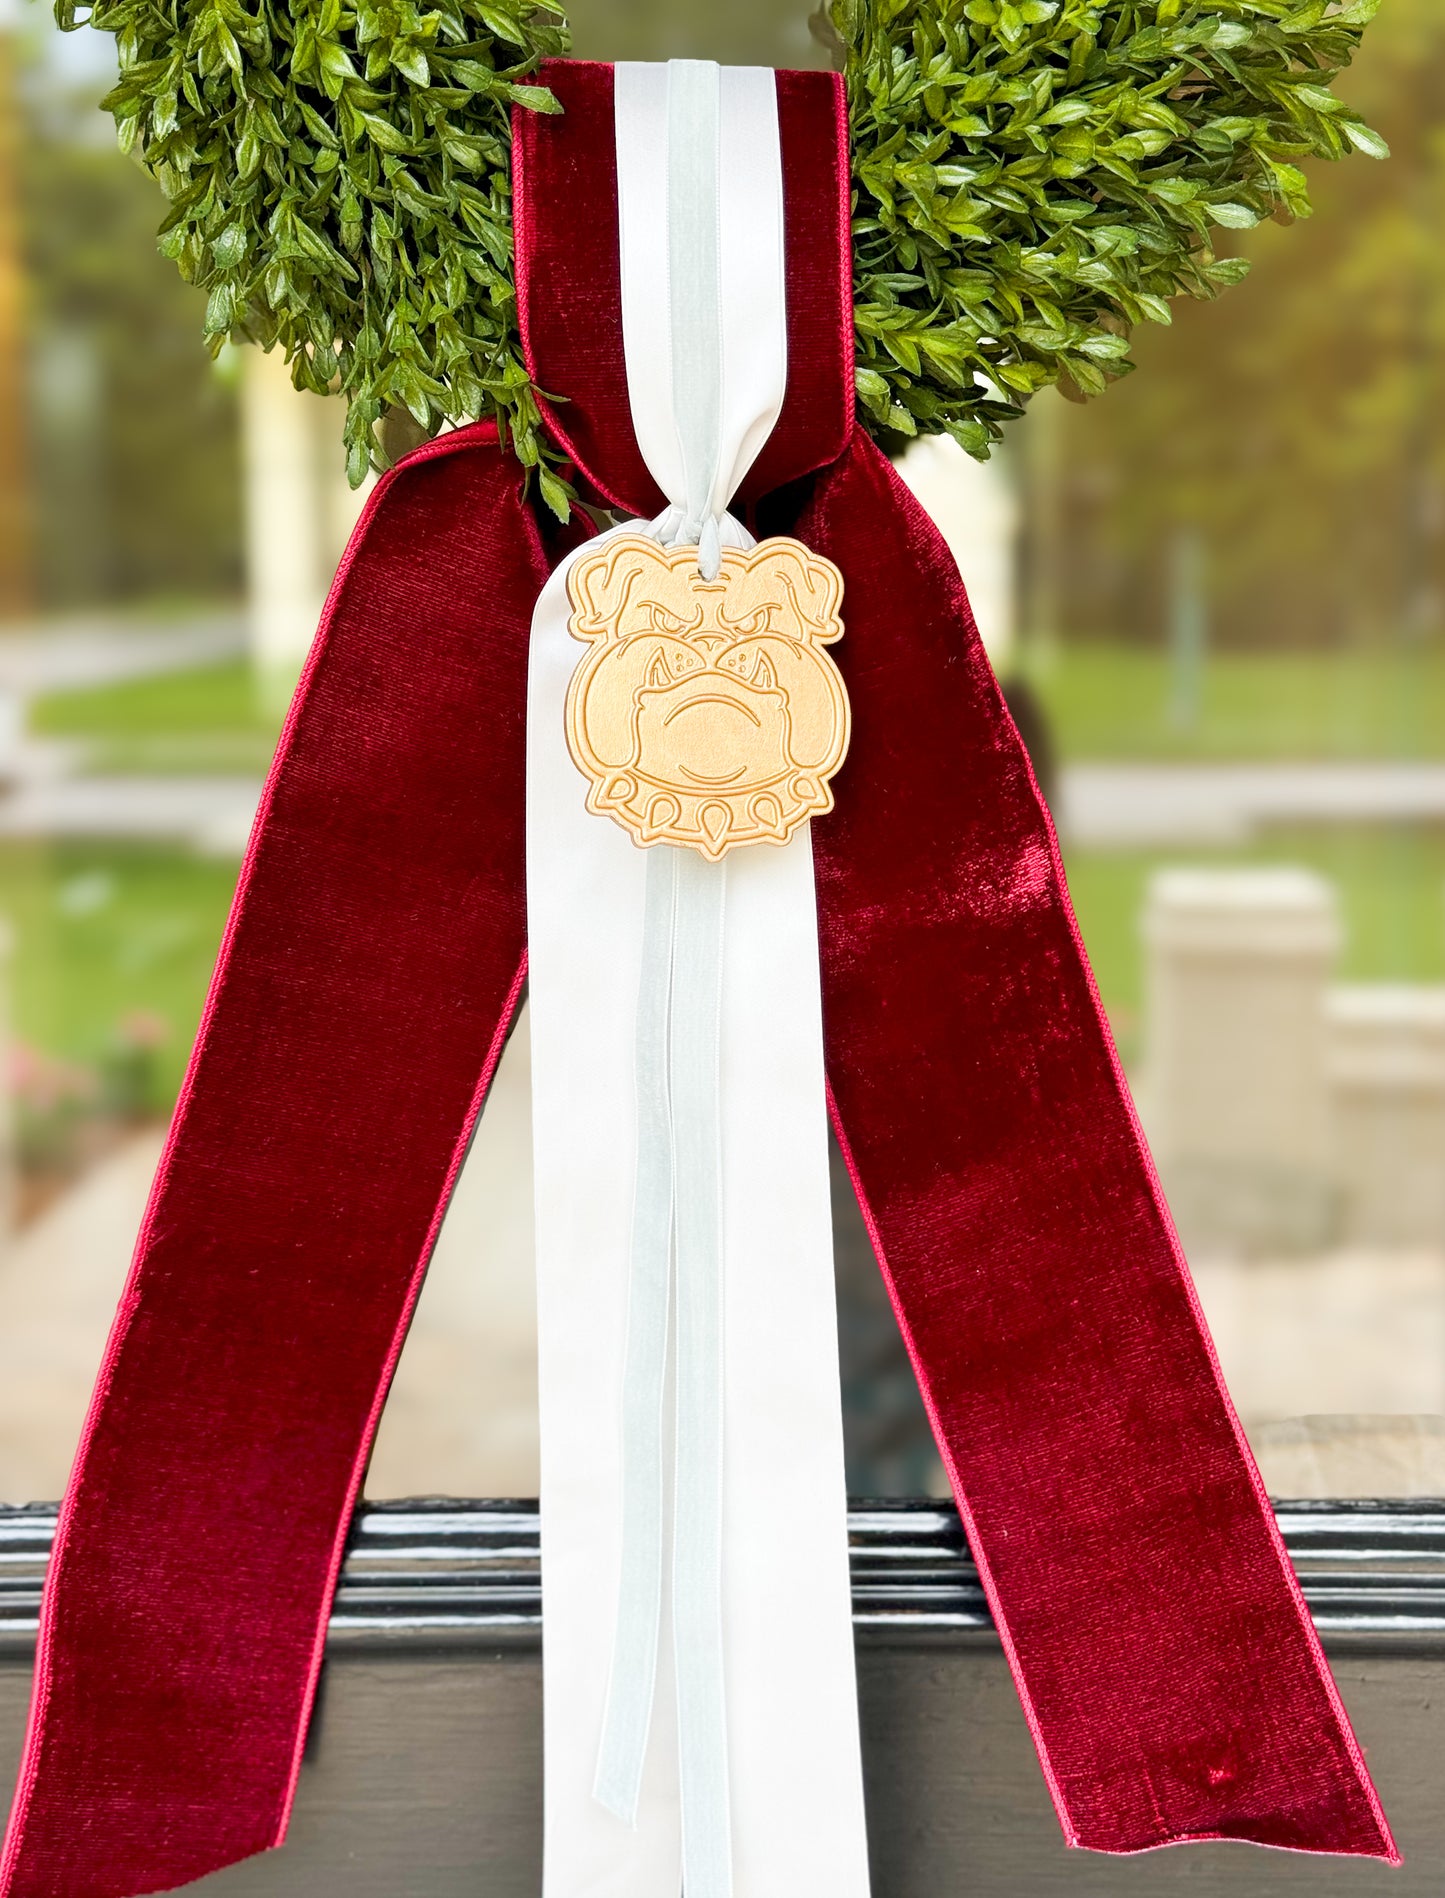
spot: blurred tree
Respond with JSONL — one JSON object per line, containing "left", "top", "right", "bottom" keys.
{"left": 567, "top": 0, "right": 823, "bottom": 67}
{"left": 1046, "top": 0, "right": 1444, "bottom": 653}
{"left": 0, "top": 23, "right": 34, "bottom": 618}
{"left": 18, "top": 38, "right": 241, "bottom": 610}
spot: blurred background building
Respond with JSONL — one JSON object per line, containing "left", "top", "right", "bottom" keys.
{"left": 0, "top": 0, "right": 1442, "bottom": 1503}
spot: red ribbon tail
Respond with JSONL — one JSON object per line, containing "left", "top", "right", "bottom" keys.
{"left": 800, "top": 428, "right": 1398, "bottom": 1864}
{"left": 0, "top": 424, "right": 553, "bottom": 1898}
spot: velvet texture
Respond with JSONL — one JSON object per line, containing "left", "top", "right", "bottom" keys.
{"left": 0, "top": 56, "right": 1396, "bottom": 1898}
{"left": 795, "top": 435, "right": 1394, "bottom": 1857}
{"left": 513, "top": 62, "right": 854, "bottom": 514}
{"left": 0, "top": 429, "right": 552, "bottom": 1898}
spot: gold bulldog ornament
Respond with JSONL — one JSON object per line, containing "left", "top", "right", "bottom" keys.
{"left": 564, "top": 535, "right": 851, "bottom": 859}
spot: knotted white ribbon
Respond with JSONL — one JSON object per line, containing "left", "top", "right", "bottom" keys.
{"left": 526, "top": 60, "right": 871, "bottom": 1898}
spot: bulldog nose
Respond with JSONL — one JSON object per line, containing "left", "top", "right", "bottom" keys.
{"left": 690, "top": 634, "right": 729, "bottom": 659}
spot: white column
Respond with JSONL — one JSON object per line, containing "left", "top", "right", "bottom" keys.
{"left": 1142, "top": 867, "right": 1340, "bottom": 1253}
{"left": 241, "top": 347, "right": 322, "bottom": 681}
{"left": 895, "top": 433, "right": 1017, "bottom": 669}
{"left": 1328, "top": 985, "right": 1445, "bottom": 1249}
{"left": 241, "top": 349, "right": 373, "bottom": 699}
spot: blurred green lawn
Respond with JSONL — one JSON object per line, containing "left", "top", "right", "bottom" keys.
{"left": 1029, "top": 645, "right": 1445, "bottom": 762}
{"left": 6, "top": 648, "right": 1444, "bottom": 1109}
{"left": 31, "top": 646, "right": 1445, "bottom": 770}
{"left": 0, "top": 840, "right": 237, "bottom": 1106}
{"left": 13, "top": 663, "right": 276, "bottom": 1099}
{"left": 32, "top": 660, "right": 282, "bottom": 775}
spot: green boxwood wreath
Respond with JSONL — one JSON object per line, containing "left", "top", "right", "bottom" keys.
{"left": 72, "top": 0, "right": 1385, "bottom": 509}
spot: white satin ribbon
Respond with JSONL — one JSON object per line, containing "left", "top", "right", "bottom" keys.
{"left": 527, "top": 60, "right": 871, "bottom": 1898}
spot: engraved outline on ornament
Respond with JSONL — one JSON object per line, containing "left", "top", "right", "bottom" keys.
{"left": 564, "top": 535, "right": 851, "bottom": 860}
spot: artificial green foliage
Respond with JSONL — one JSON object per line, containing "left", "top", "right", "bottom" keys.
{"left": 832, "top": 0, "right": 1386, "bottom": 457}
{"left": 64, "top": 0, "right": 1383, "bottom": 497}
{"left": 67, "top": 0, "right": 571, "bottom": 502}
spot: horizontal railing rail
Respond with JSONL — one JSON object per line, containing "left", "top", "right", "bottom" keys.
{"left": 0, "top": 1497, "right": 1442, "bottom": 1650}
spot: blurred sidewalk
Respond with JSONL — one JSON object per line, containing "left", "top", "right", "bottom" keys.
{"left": 0, "top": 1126, "right": 163, "bottom": 1504}
{"left": 0, "top": 1007, "right": 542, "bottom": 1507}
{"left": 0, "top": 609, "right": 244, "bottom": 694}
{"left": 0, "top": 773, "right": 262, "bottom": 854}
{"left": 0, "top": 611, "right": 1440, "bottom": 852}
{"left": 1064, "top": 761, "right": 1445, "bottom": 846}
{"left": 4, "top": 759, "right": 1445, "bottom": 856}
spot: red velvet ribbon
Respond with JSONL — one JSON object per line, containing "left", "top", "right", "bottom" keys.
{"left": 0, "top": 439, "right": 567, "bottom": 1897}
{"left": 0, "top": 59, "right": 1395, "bottom": 1898}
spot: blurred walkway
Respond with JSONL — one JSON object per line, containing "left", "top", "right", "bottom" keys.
{"left": 0, "top": 1127, "right": 162, "bottom": 1503}
{"left": 0, "top": 772, "right": 262, "bottom": 854}
{"left": 1064, "top": 761, "right": 1445, "bottom": 846}
{"left": 0, "top": 609, "right": 244, "bottom": 695}
{"left": 2, "top": 758, "right": 1443, "bottom": 854}
{"left": 0, "top": 1008, "right": 542, "bottom": 1507}
{"left": 1192, "top": 1249, "right": 1445, "bottom": 1423}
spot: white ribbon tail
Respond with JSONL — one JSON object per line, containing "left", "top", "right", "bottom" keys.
{"left": 528, "top": 57, "right": 871, "bottom": 1898}
{"left": 668, "top": 850, "right": 731, "bottom": 1898}
{"left": 593, "top": 846, "right": 677, "bottom": 1824}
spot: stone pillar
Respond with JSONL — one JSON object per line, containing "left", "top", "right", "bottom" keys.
{"left": 1142, "top": 867, "right": 1340, "bottom": 1253}
{"left": 241, "top": 348, "right": 372, "bottom": 703}
{"left": 895, "top": 433, "right": 1017, "bottom": 669}
{"left": 1328, "top": 985, "right": 1445, "bottom": 1248}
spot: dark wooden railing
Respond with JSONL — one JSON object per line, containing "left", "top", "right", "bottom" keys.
{"left": 0, "top": 1499, "right": 1438, "bottom": 1893}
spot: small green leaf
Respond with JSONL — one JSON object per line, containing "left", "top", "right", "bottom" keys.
{"left": 361, "top": 112, "right": 412, "bottom": 153}
{"left": 1207, "top": 202, "right": 1261, "bottom": 230}
{"left": 213, "top": 224, "right": 247, "bottom": 268}
{"left": 203, "top": 281, "right": 236, "bottom": 335}
{"left": 478, "top": 5, "right": 528, "bottom": 46}
{"left": 1342, "top": 120, "right": 1390, "bottom": 160}
{"left": 392, "top": 43, "right": 430, "bottom": 85}
{"left": 508, "top": 83, "right": 562, "bottom": 114}
{"left": 538, "top": 465, "right": 573, "bottom": 520}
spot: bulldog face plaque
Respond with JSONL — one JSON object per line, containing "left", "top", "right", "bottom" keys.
{"left": 564, "top": 535, "right": 851, "bottom": 860}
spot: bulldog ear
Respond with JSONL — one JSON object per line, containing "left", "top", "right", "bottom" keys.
{"left": 568, "top": 536, "right": 671, "bottom": 640}
{"left": 742, "top": 541, "right": 844, "bottom": 642}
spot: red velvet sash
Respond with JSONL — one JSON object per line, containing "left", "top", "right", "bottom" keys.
{"left": 0, "top": 59, "right": 1395, "bottom": 1898}
{"left": 799, "top": 438, "right": 1392, "bottom": 1853}
{"left": 0, "top": 436, "right": 558, "bottom": 1896}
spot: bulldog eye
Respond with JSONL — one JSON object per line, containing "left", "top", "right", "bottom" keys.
{"left": 721, "top": 606, "right": 775, "bottom": 637}
{"left": 647, "top": 604, "right": 693, "bottom": 635}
